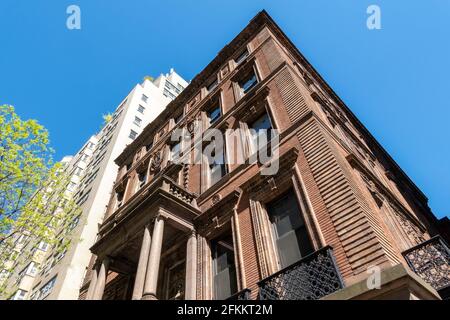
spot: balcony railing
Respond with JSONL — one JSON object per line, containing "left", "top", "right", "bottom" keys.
{"left": 258, "top": 246, "right": 344, "bottom": 300}
{"left": 226, "top": 288, "right": 251, "bottom": 300}
{"left": 402, "top": 236, "right": 450, "bottom": 293}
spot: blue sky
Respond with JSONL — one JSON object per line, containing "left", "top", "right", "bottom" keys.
{"left": 0, "top": 1, "right": 448, "bottom": 219}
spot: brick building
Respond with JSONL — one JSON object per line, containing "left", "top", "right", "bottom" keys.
{"left": 80, "top": 11, "right": 449, "bottom": 300}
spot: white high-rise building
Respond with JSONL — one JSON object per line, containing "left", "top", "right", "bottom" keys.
{"left": 3, "top": 69, "right": 187, "bottom": 300}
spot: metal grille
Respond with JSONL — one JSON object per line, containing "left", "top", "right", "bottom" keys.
{"left": 258, "top": 246, "right": 344, "bottom": 300}
{"left": 403, "top": 236, "right": 450, "bottom": 291}
{"left": 226, "top": 288, "right": 251, "bottom": 300}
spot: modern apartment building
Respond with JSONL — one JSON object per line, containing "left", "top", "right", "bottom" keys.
{"left": 0, "top": 148, "right": 94, "bottom": 300}
{"left": 81, "top": 11, "right": 449, "bottom": 301}
{"left": 2, "top": 70, "right": 187, "bottom": 300}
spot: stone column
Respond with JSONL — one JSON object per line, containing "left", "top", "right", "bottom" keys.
{"left": 184, "top": 230, "right": 197, "bottom": 300}
{"left": 86, "top": 265, "right": 99, "bottom": 300}
{"left": 93, "top": 257, "right": 110, "bottom": 300}
{"left": 132, "top": 224, "right": 152, "bottom": 300}
{"left": 142, "top": 215, "right": 165, "bottom": 300}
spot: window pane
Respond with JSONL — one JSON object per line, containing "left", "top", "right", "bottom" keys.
{"left": 171, "top": 142, "right": 181, "bottom": 160}
{"left": 250, "top": 113, "right": 272, "bottom": 150}
{"left": 240, "top": 73, "right": 258, "bottom": 94}
{"left": 212, "top": 234, "right": 237, "bottom": 300}
{"left": 235, "top": 49, "right": 249, "bottom": 64}
{"left": 207, "top": 78, "right": 218, "bottom": 92}
{"left": 207, "top": 106, "right": 221, "bottom": 125}
{"left": 267, "top": 191, "right": 313, "bottom": 269}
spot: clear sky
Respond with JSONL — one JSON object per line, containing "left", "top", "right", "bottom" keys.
{"left": 0, "top": 1, "right": 448, "bottom": 219}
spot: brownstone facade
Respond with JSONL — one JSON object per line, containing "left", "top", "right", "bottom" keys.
{"left": 79, "top": 11, "right": 449, "bottom": 300}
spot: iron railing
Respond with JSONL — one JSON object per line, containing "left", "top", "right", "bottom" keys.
{"left": 402, "top": 236, "right": 450, "bottom": 292}
{"left": 258, "top": 246, "right": 344, "bottom": 300}
{"left": 226, "top": 288, "right": 251, "bottom": 300}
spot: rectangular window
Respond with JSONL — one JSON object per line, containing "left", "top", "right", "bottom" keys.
{"left": 174, "top": 113, "right": 183, "bottom": 125}
{"left": 238, "top": 71, "right": 258, "bottom": 96}
{"left": 37, "top": 241, "right": 49, "bottom": 252}
{"left": 116, "top": 191, "right": 124, "bottom": 209}
{"left": 39, "top": 276, "right": 57, "bottom": 299}
{"left": 267, "top": 190, "right": 314, "bottom": 269}
{"left": 211, "top": 232, "right": 238, "bottom": 300}
{"left": 206, "top": 140, "right": 227, "bottom": 187}
{"left": 74, "top": 167, "right": 83, "bottom": 176}
{"left": 129, "top": 130, "right": 138, "bottom": 140}
{"left": 136, "top": 171, "right": 147, "bottom": 190}
{"left": 25, "top": 262, "right": 38, "bottom": 277}
{"left": 134, "top": 116, "right": 142, "bottom": 127}
{"left": 206, "top": 77, "right": 218, "bottom": 92}
{"left": 206, "top": 104, "right": 221, "bottom": 126}
{"left": 12, "top": 289, "right": 27, "bottom": 300}
{"left": 170, "top": 141, "right": 181, "bottom": 161}
{"left": 141, "top": 94, "right": 148, "bottom": 103}
{"left": 249, "top": 112, "right": 273, "bottom": 152}
{"left": 235, "top": 49, "right": 249, "bottom": 65}
{"left": 68, "top": 182, "right": 77, "bottom": 192}
{"left": 146, "top": 141, "right": 153, "bottom": 152}
{"left": 138, "top": 105, "right": 145, "bottom": 114}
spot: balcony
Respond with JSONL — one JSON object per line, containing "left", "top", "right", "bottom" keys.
{"left": 402, "top": 236, "right": 450, "bottom": 298}
{"left": 258, "top": 246, "right": 344, "bottom": 300}
{"left": 226, "top": 288, "right": 251, "bottom": 300}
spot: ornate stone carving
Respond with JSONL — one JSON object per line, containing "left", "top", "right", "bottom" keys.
{"left": 150, "top": 152, "right": 162, "bottom": 172}
{"left": 211, "top": 194, "right": 222, "bottom": 204}
{"left": 187, "top": 119, "right": 198, "bottom": 134}
{"left": 360, "top": 171, "right": 426, "bottom": 245}
{"left": 361, "top": 173, "right": 385, "bottom": 207}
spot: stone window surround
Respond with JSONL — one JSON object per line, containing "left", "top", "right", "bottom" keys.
{"left": 194, "top": 190, "right": 245, "bottom": 300}
{"left": 230, "top": 57, "right": 262, "bottom": 103}
{"left": 241, "top": 147, "right": 324, "bottom": 278}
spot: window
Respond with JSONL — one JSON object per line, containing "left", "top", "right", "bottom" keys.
{"left": 12, "top": 289, "right": 27, "bottom": 300}
{"left": 134, "top": 116, "right": 142, "bottom": 127}
{"left": 74, "top": 167, "right": 83, "bottom": 176}
{"left": 38, "top": 241, "right": 49, "bottom": 252}
{"left": 235, "top": 49, "right": 249, "bottom": 65}
{"left": 249, "top": 112, "right": 273, "bottom": 152}
{"left": 163, "top": 88, "right": 177, "bottom": 100}
{"left": 146, "top": 141, "right": 153, "bottom": 152}
{"left": 67, "top": 182, "right": 77, "bottom": 192}
{"left": 54, "top": 248, "right": 67, "bottom": 262}
{"left": 0, "top": 269, "right": 9, "bottom": 282}
{"left": 129, "top": 130, "right": 138, "bottom": 140}
{"left": 174, "top": 113, "right": 183, "bottom": 125}
{"left": 170, "top": 140, "right": 181, "bottom": 162}
{"left": 138, "top": 105, "right": 145, "bottom": 114}
{"left": 25, "top": 262, "right": 38, "bottom": 277}
{"left": 136, "top": 171, "right": 147, "bottom": 190}
{"left": 39, "top": 276, "right": 57, "bottom": 299}
{"left": 116, "top": 191, "right": 124, "bottom": 209}
{"left": 206, "top": 104, "right": 221, "bottom": 126}
{"left": 267, "top": 191, "right": 313, "bottom": 269}
{"left": 211, "top": 232, "right": 237, "bottom": 300}
{"left": 206, "top": 140, "right": 227, "bottom": 187}
{"left": 238, "top": 71, "right": 258, "bottom": 96}
{"left": 16, "top": 234, "right": 27, "bottom": 245}
{"left": 68, "top": 215, "right": 80, "bottom": 231}
{"left": 141, "top": 94, "right": 148, "bottom": 103}
{"left": 206, "top": 77, "right": 218, "bottom": 92}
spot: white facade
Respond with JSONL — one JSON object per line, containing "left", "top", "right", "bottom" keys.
{"left": 26, "top": 70, "right": 187, "bottom": 300}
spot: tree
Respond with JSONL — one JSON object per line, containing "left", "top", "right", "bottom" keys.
{"left": 0, "top": 105, "right": 79, "bottom": 296}
{"left": 102, "top": 113, "right": 113, "bottom": 126}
